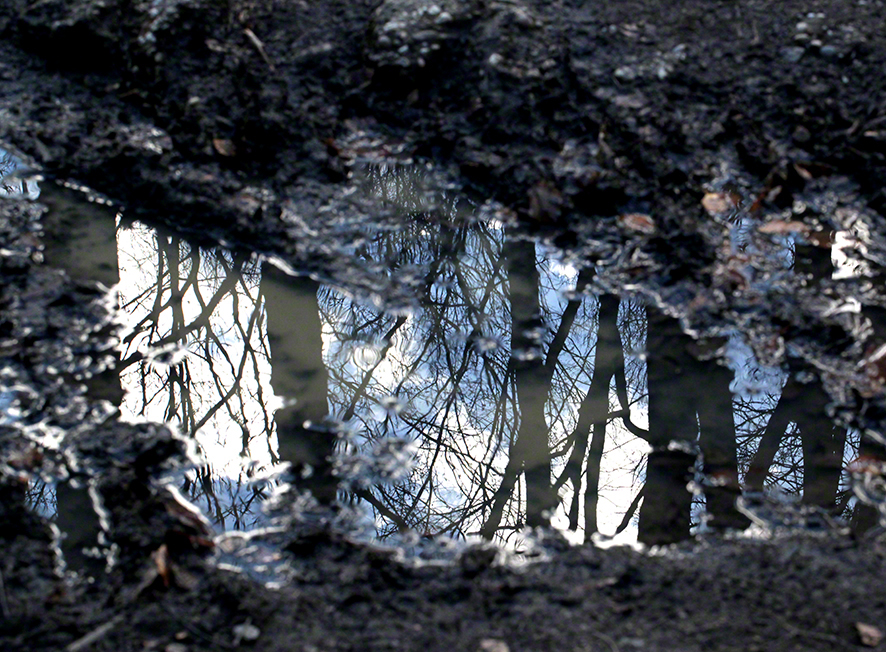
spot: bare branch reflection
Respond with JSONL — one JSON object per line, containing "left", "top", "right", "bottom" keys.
{"left": 117, "top": 223, "right": 276, "bottom": 530}
{"left": 102, "top": 161, "right": 862, "bottom": 546}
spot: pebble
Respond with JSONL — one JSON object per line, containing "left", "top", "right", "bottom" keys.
{"left": 781, "top": 47, "right": 805, "bottom": 63}
{"left": 233, "top": 621, "right": 261, "bottom": 645}
{"left": 478, "top": 640, "right": 509, "bottom": 652}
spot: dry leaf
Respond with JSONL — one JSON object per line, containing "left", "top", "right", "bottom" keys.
{"left": 757, "top": 220, "right": 810, "bottom": 235}
{"left": 702, "top": 192, "right": 733, "bottom": 215}
{"left": 8, "top": 445, "right": 43, "bottom": 471}
{"left": 617, "top": 213, "right": 656, "bottom": 234}
{"left": 212, "top": 138, "right": 236, "bottom": 157}
{"left": 152, "top": 544, "right": 171, "bottom": 588}
{"left": 793, "top": 161, "right": 834, "bottom": 179}
{"left": 847, "top": 455, "right": 886, "bottom": 477}
{"left": 856, "top": 622, "right": 884, "bottom": 647}
{"left": 793, "top": 162, "right": 814, "bottom": 181}
{"left": 164, "top": 491, "right": 213, "bottom": 538}
{"left": 860, "top": 342, "right": 886, "bottom": 387}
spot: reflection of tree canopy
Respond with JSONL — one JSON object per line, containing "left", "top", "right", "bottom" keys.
{"left": 0, "top": 149, "right": 23, "bottom": 195}
{"left": 320, "top": 166, "right": 656, "bottom": 545}
{"left": 116, "top": 223, "right": 275, "bottom": 530}
{"left": 321, "top": 216, "right": 520, "bottom": 541}
{"left": 105, "top": 161, "right": 866, "bottom": 544}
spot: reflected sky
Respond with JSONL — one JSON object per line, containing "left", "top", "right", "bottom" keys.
{"left": 1, "top": 152, "right": 870, "bottom": 554}
{"left": 0, "top": 149, "right": 40, "bottom": 200}
{"left": 104, "top": 166, "right": 860, "bottom": 549}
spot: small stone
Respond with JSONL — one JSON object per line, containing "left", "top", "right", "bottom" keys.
{"left": 233, "top": 621, "right": 261, "bottom": 645}
{"left": 212, "top": 139, "right": 236, "bottom": 157}
{"left": 857, "top": 622, "right": 884, "bottom": 647}
{"left": 701, "top": 192, "right": 733, "bottom": 215}
{"left": 478, "top": 639, "right": 509, "bottom": 652}
{"left": 165, "top": 644, "right": 187, "bottom": 652}
{"left": 781, "top": 47, "right": 805, "bottom": 63}
{"left": 617, "top": 213, "right": 656, "bottom": 234}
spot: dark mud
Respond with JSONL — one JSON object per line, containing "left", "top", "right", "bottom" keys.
{"left": 3, "top": 1, "right": 886, "bottom": 650}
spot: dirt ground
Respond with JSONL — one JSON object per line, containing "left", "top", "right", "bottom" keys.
{"left": 3, "top": 0, "right": 886, "bottom": 650}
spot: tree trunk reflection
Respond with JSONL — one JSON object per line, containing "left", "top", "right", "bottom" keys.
{"left": 261, "top": 265, "right": 335, "bottom": 504}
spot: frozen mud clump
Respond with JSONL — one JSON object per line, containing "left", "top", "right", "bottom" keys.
{"left": 367, "top": 0, "right": 481, "bottom": 68}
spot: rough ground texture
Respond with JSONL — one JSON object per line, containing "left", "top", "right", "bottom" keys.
{"left": 3, "top": 0, "right": 886, "bottom": 650}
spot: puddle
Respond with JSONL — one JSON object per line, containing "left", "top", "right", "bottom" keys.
{"left": 3, "top": 152, "right": 886, "bottom": 580}
{"left": 0, "top": 149, "right": 40, "bottom": 200}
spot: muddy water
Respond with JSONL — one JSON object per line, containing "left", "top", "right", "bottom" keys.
{"left": 3, "top": 155, "right": 884, "bottom": 577}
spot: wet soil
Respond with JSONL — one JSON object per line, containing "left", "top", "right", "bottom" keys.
{"left": 3, "top": 0, "right": 886, "bottom": 650}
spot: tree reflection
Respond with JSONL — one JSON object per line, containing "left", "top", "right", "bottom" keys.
{"left": 743, "top": 371, "right": 846, "bottom": 509}
{"left": 0, "top": 149, "right": 34, "bottom": 198}
{"left": 116, "top": 223, "right": 276, "bottom": 530}
{"left": 39, "top": 185, "right": 122, "bottom": 574}
{"left": 261, "top": 267, "right": 335, "bottom": 504}
{"left": 92, "top": 161, "right": 866, "bottom": 546}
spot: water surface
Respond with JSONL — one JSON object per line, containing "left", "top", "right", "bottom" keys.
{"left": 3, "top": 154, "right": 884, "bottom": 576}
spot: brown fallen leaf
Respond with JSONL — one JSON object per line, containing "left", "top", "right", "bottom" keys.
{"left": 8, "top": 445, "right": 43, "bottom": 471}
{"left": 144, "top": 544, "right": 202, "bottom": 592}
{"left": 212, "top": 138, "right": 236, "bottom": 157}
{"left": 847, "top": 455, "right": 886, "bottom": 477}
{"left": 856, "top": 622, "right": 884, "bottom": 647}
{"left": 793, "top": 162, "right": 814, "bottom": 181}
{"left": 617, "top": 213, "right": 656, "bottom": 234}
{"left": 152, "top": 544, "right": 171, "bottom": 588}
{"left": 701, "top": 192, "right": 734, "bottom": 215}
{"left": 793, "top": 161, "right": 835, "bottom": 180}
{"left": 757, "top": 220, "right": 810, "bottom": 235}
{"left": 862, "top": 341, "right": 886, "bottom": 372}
{"left": 163, "top": 489, "right": 214, "bottom": 542}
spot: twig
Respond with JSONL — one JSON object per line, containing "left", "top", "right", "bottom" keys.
{"left": 614, "top": 487, "right": 644, "bottom": 536}
{"left": 244, "top": 28, "right": 275, "bottom": 71}
{"left": 65, "top": 614, "right": 124, "bottom": 652}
